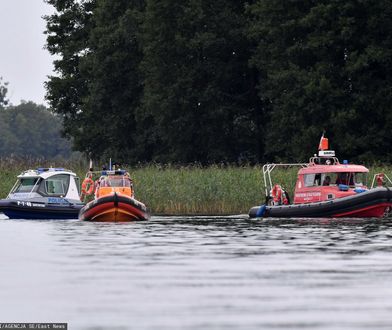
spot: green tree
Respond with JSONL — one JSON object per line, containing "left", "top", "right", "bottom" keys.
{"left": 248, "top": 0, "right": 392, "bottom": 162}
{"left": 44, "top": 0, "right": 96, "bottom": 148}
{"left": 46, "top": 0, "right": 263, "bottom": 164}
{"left": 79, "top": 0, "right": 145, "bottom": 162}
{"left": 0, "top": 102, "right": 72, "bottom": 158}
{"left": 0, "top": 77, "right": 8, "bottom": 108}
{"left": 45, "top": 0, "right": 146, "bottom": 162}
{"left": 141, "top": 0, "right": 262, "bottom": 163}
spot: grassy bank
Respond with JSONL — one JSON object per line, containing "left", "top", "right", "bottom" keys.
{"left": 0, "top": 158, "right": 391, "bottom": 215}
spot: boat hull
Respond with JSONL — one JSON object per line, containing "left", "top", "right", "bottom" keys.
{"left": 0, "top": 199, "right": 83, "bottom": 219}
{"left": 79, "top": 193, "right": 149, "bottom": 222}
{"left": 249, "top": 187, "right": 392, "bottom": 218}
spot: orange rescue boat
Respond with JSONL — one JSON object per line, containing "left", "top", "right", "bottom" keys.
{"left": 79, "top": 169, "right": 149, "bottom": 222}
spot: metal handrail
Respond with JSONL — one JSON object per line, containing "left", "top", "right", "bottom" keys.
{"left": 6, "top": 180, "right": 20, "bottom": 199}
{"left": 309, "top": 156, "right": 340, "bottom": 165}
{"left": 262, "top": 163, "right": 308, "bottom": 198}
{"left": 371, "top": 173, "right": 392, "bottom": 188}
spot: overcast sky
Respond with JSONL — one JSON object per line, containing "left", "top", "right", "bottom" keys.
{"left": 0, "top": 0, "right": 55, "bottom": 106}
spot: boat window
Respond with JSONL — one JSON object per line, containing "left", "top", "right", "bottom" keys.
{"left": 321, "top": 172, "right": 366, "bottom": 187}
{"left": 322, "top": 175, "right": 331, "bottom": 186}
{"left": 107, "top": 176, "right": 131, "bottom": 187}
{"left": 353, "top": 172, "right": 367, "bottom": 186}
{"left": 100, "top": 177, "right": 110, "bottom": 187}
{"left": 305, "top": 173, "right": 326, "bottom": 187}
{"left": 314, "top": 174, "right": 321, "bottom": 186}
{"left": 38, "top": 174, "right": 70, "bottom": 196}
{"left": 321, "top": 173, "right": 336, "bottom": 186}
{"left": 12, "top": 178, "right": 41, "bottom": 193}
{"left": 304, "top": 174, "right": 316, "bottom": 187}
{"left": 335, "top": 172, "right": 355, "bottom": 186}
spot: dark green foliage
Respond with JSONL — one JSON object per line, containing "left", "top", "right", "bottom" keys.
{"left": 80, "top": 0, "right": 145, "bottom": 162}
{"left": 44, "top": 0, "right": 96, "bottom": 145}
{"left": 248, "top": 0, "right": 392, "bottom": 162}
{"left": 45, "top": 0, "right": 146, "bottom": 163}
{"left": 141, "top": 0, "right": 263, "bottom": 163}
{"left": 45, "top": 0, "right": 263, "bottom": 164}
{"left": 0, "top": 102, "right": 72, "bottom": 158}
{"left": 45, "top": 0, "right": 392, "bottom": 164}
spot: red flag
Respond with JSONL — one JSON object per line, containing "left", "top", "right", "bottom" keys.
{"left": 318, "top": 134, "right": 328, "bottom": 150}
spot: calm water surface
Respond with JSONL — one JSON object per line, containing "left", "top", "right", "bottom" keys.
{"left": 1, "top": 214, "right": 392, "bottom": 330}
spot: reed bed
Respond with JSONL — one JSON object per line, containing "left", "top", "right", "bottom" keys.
{"left": 0, "top": 157, "right": 391, "bottom": 215}
{"left": 131, "top": 164, "right": 264, "bottom": 215}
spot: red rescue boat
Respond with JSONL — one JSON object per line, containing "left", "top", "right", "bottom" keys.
{"left": 79, "top": 169, "right": 149, "bottom": 222}
{"left": 249, "top": 135, "right": 392, "bottom": 218}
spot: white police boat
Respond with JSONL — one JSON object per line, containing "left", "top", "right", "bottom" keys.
{"left": 0, "top": 167, "right": 84, "bottom": 219}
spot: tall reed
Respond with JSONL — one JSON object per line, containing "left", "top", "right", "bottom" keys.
{"left": 131, "top": 164, "right": 264, "bottom": 214}
{"left": 0, "top": 158, "right": 391, "bottom": 215}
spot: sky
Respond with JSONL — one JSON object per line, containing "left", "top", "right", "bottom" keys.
{"left": 0, "top": 0, "right": 55, "bottom": 106}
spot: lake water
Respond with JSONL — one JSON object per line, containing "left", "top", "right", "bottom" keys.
{"left": 1, "top": 213, "right": 392, "bottom": 330}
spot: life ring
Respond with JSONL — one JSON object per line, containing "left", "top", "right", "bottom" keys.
{"left": 376, "top": 173, "right": 384, "bottom": 187}
{"left": 271, "top": 184, "right": 283, "bottom": 203}
{"left": 81, "top": 177, "right": 95, "bottom": 196}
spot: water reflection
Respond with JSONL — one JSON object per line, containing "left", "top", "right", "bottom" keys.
{"left": 1, "top": 216, "right": 392, "bottom": 329}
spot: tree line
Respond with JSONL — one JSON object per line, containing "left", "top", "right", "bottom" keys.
{"left": 0, "top": 84, "right": 72, "bottom": 158}
{"left": 44, "top": 0, "right": 392, "bottom": 164}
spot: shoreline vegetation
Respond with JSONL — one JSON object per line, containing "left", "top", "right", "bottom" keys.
{"left": 0, "top": 158, "right": 391, "bottom": 215}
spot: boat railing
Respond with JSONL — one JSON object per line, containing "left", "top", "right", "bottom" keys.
{"left": 262, "top": 163, "right": 308, "bottom": 199}
{"left": 84, "top": 170, "right": 131, "bottom": 180}
{"left": 370, "top": 173, "right": 392, "bottom": 188}
{"left": 308, "top": 156, "right": 340, "bottom": 165}
{"left": 7, "top": 177, "right": 41, "bottom": 199}
{"left": 28, "top": 179, "right": 41, "bottom": 199}
{"left": 7, "top": 179, "right": 20, "bottom": 199}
